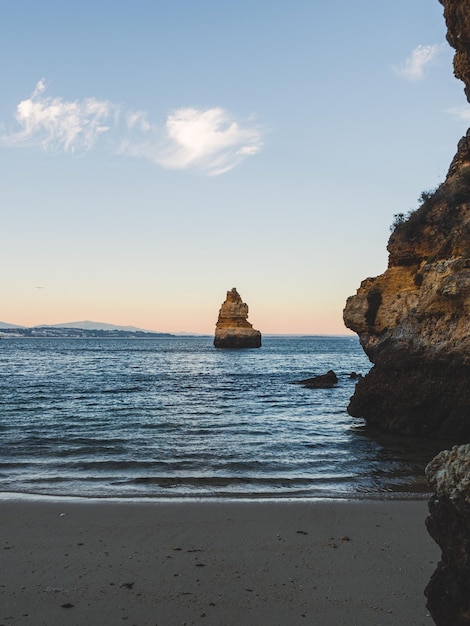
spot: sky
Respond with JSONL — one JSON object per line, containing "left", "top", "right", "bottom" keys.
{"left": 1, "top": 0, "right": 469, "bottom": 335}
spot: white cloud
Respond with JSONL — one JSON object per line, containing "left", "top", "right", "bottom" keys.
{"left": 448, "top": 105, "right": 470, "bottom": 122}
{"left": 154, "top": 107, "right": 262, "bottom": 175}
{"left": 6, "top": 80, "right": 117, "bottom": 153}
{"left": 394, "top": 44, "right": 443, "bottom": 81}
{"left": 125, "top": 110, "right": 151, "bottom": 133}
{"left": 1, "top": 81, "right": 262, "bottom": 175}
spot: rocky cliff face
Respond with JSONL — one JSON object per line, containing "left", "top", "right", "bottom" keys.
{"left": 424, "top": 6, "right": 470, "bottom": 624}
{"left": 214, "top": 288, "right": 262, "bottom": 349}
{"left": 441, "top": 0, "right": 470, "bottom": 103}
{"left": 425, "top": 444, "right": 470, "bottom": 625}
{"left": 342, "top": 0, "right": 470, "bottom": 439}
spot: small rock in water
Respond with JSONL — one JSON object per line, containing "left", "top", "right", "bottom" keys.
{"left": 295, "top": 370, "right": 338, "bottom": 388}
{"left": 349, "top": 372, "right": 362, "bottom": 379}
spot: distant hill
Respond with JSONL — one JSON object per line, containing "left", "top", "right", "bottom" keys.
{"left": 0, "top": 320, "right": 159, "bottom": 332}
{"left": 37, "top": 320, "right": 152, "bottom": 332}
{"left": 0, "top": 320, "right": 173, "bottom": 338}
{"left": 0, "top": 321, "right": 24, "bottom": 329}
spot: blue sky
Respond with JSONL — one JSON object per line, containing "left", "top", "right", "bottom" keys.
{"left": 1, "top": 0, "right": 468, "bottom": 333}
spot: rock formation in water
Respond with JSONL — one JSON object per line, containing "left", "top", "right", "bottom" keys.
{"left": 295, "top": 370, "right": 338, "bottom": 389}
{"left": 425, "top": 444, "right": 470, "bottom": 625}
{"left": 342, "top": 0, "right": 470, "bottom": 440}
{"left": 214, "top": 288, "right": 262, "bottom": 349}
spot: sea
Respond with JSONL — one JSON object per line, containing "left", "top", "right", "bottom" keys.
{"left": 0, "top": 335, "right": 449, "bottom": 500}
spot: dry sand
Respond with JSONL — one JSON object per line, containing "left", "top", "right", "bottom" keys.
{"left": 0, "top": 498, "right": 439, "bottom": 626}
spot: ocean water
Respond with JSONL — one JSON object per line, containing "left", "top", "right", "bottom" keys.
{"left": 0, "top": 336, "right": 448, "bottom": 499}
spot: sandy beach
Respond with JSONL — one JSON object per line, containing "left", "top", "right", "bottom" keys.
{"left": 0, "top": 498, "right": 438, "bottom": 626}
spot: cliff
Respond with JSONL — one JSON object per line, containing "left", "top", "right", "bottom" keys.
{"left": 423, "top": 6, "right": 470, "bottom": 625}
{"left": 441, "top": 0, "right": 470, "bottom": 103}
{"left": 342, "top": 0, "right": 470, "bottom": 439}
{"left": 214, "top": 288, "right": 262, "bottom": 349}
{"left": 425, "top": 444, "right": 470, "bottom": 625}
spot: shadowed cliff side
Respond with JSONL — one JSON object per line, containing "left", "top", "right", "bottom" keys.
{"left": 424, "top": 6, "right": 470, "bottom": 623}
{"left": 425, "top": 444, "right": 470, "bottom": 625}
{"left": 343, "top": 0, "right": 470, "bottom": 440}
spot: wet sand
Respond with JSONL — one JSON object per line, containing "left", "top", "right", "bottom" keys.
{"left": 0, "top": 498, "right": 438, "bottom": 625}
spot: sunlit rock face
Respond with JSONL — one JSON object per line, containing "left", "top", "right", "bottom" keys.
{"left": 342, "top": 0, "right": 470, "bottom": 440}
{"left": 425, "top": 444, "right": 470, "bottom": 625}
{"left": 214, "top": 288, "right": 262, "bottom": 349}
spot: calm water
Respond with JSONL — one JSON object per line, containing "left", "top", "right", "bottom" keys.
{"left": 0, "top": 336, "right": 448, "bottom": 499}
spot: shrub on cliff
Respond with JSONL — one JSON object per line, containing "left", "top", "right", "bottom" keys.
{"left": 390, "top": 207, "right": 428, "bottom": 240}
{"left": 390, "top": 186, "right": 439, "bottom": 238}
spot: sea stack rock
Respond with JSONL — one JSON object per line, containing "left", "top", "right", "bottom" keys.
{"left": 342, "top": 0, "right": 470, "bottom": 440}
{"left": 425, "top": 445, "right": 470, "bottom": 625}
{"left": 214, "top": 288, "right": 261, "bottom": 349}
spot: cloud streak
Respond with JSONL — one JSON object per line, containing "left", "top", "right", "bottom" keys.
{"left": 394, "top": 44, "right": 443, "bottom": 81}
{"left": 1, "top": 81, "right": 262, "bottom": 175}
{"left": 448, "top": 105, "right": 470, "bottom": 122}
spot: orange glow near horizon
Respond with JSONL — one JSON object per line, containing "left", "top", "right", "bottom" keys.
{"left": 1, "top": 307, "right": 354, "bottom": 336}
{"left": 1, "top": 284, "right": 355, "bottom": 336}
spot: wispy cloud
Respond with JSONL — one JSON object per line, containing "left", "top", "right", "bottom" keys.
{"left": 447, "top": 105, "right": 470, "bottom": 122}
{"left": 5, "top": 79, "right": 117, "bottom": 153}
{"left": 1, "top": 81, "right": 262, "bottom": 175}
{"left": 394, "top": 44, "right": 443, "bottom": 81}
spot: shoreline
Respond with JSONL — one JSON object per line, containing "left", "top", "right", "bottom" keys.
{"left": 1, "top": 497, "right": 438, "bottom": 625}
{"left": 2, "top": 491, "right": 429, "bottom": 501}
{"left": 0, "top": 488, "right": 433, "bottom": 503}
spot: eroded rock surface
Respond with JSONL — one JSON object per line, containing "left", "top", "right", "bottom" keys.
{"left": 342, "top": 0, "right": 470, "bottom": 439}
{"left": 425, "top": 444, "right": 470, "bottom": 625}
{"left": 441, "top": 0, "right": 470, "bottom": 103}
{"left": 214, "top": 288, "right": 261, "bottom": 349}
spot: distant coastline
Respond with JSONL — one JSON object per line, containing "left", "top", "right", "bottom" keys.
{"left": 0, "top": 327, "right": 174, "bottom": 339}
{"left": 0, "top": 329, "right": 355, "bottom": 339}
{"left": 0, "top": 320, "right": 354, "bottom": 339}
